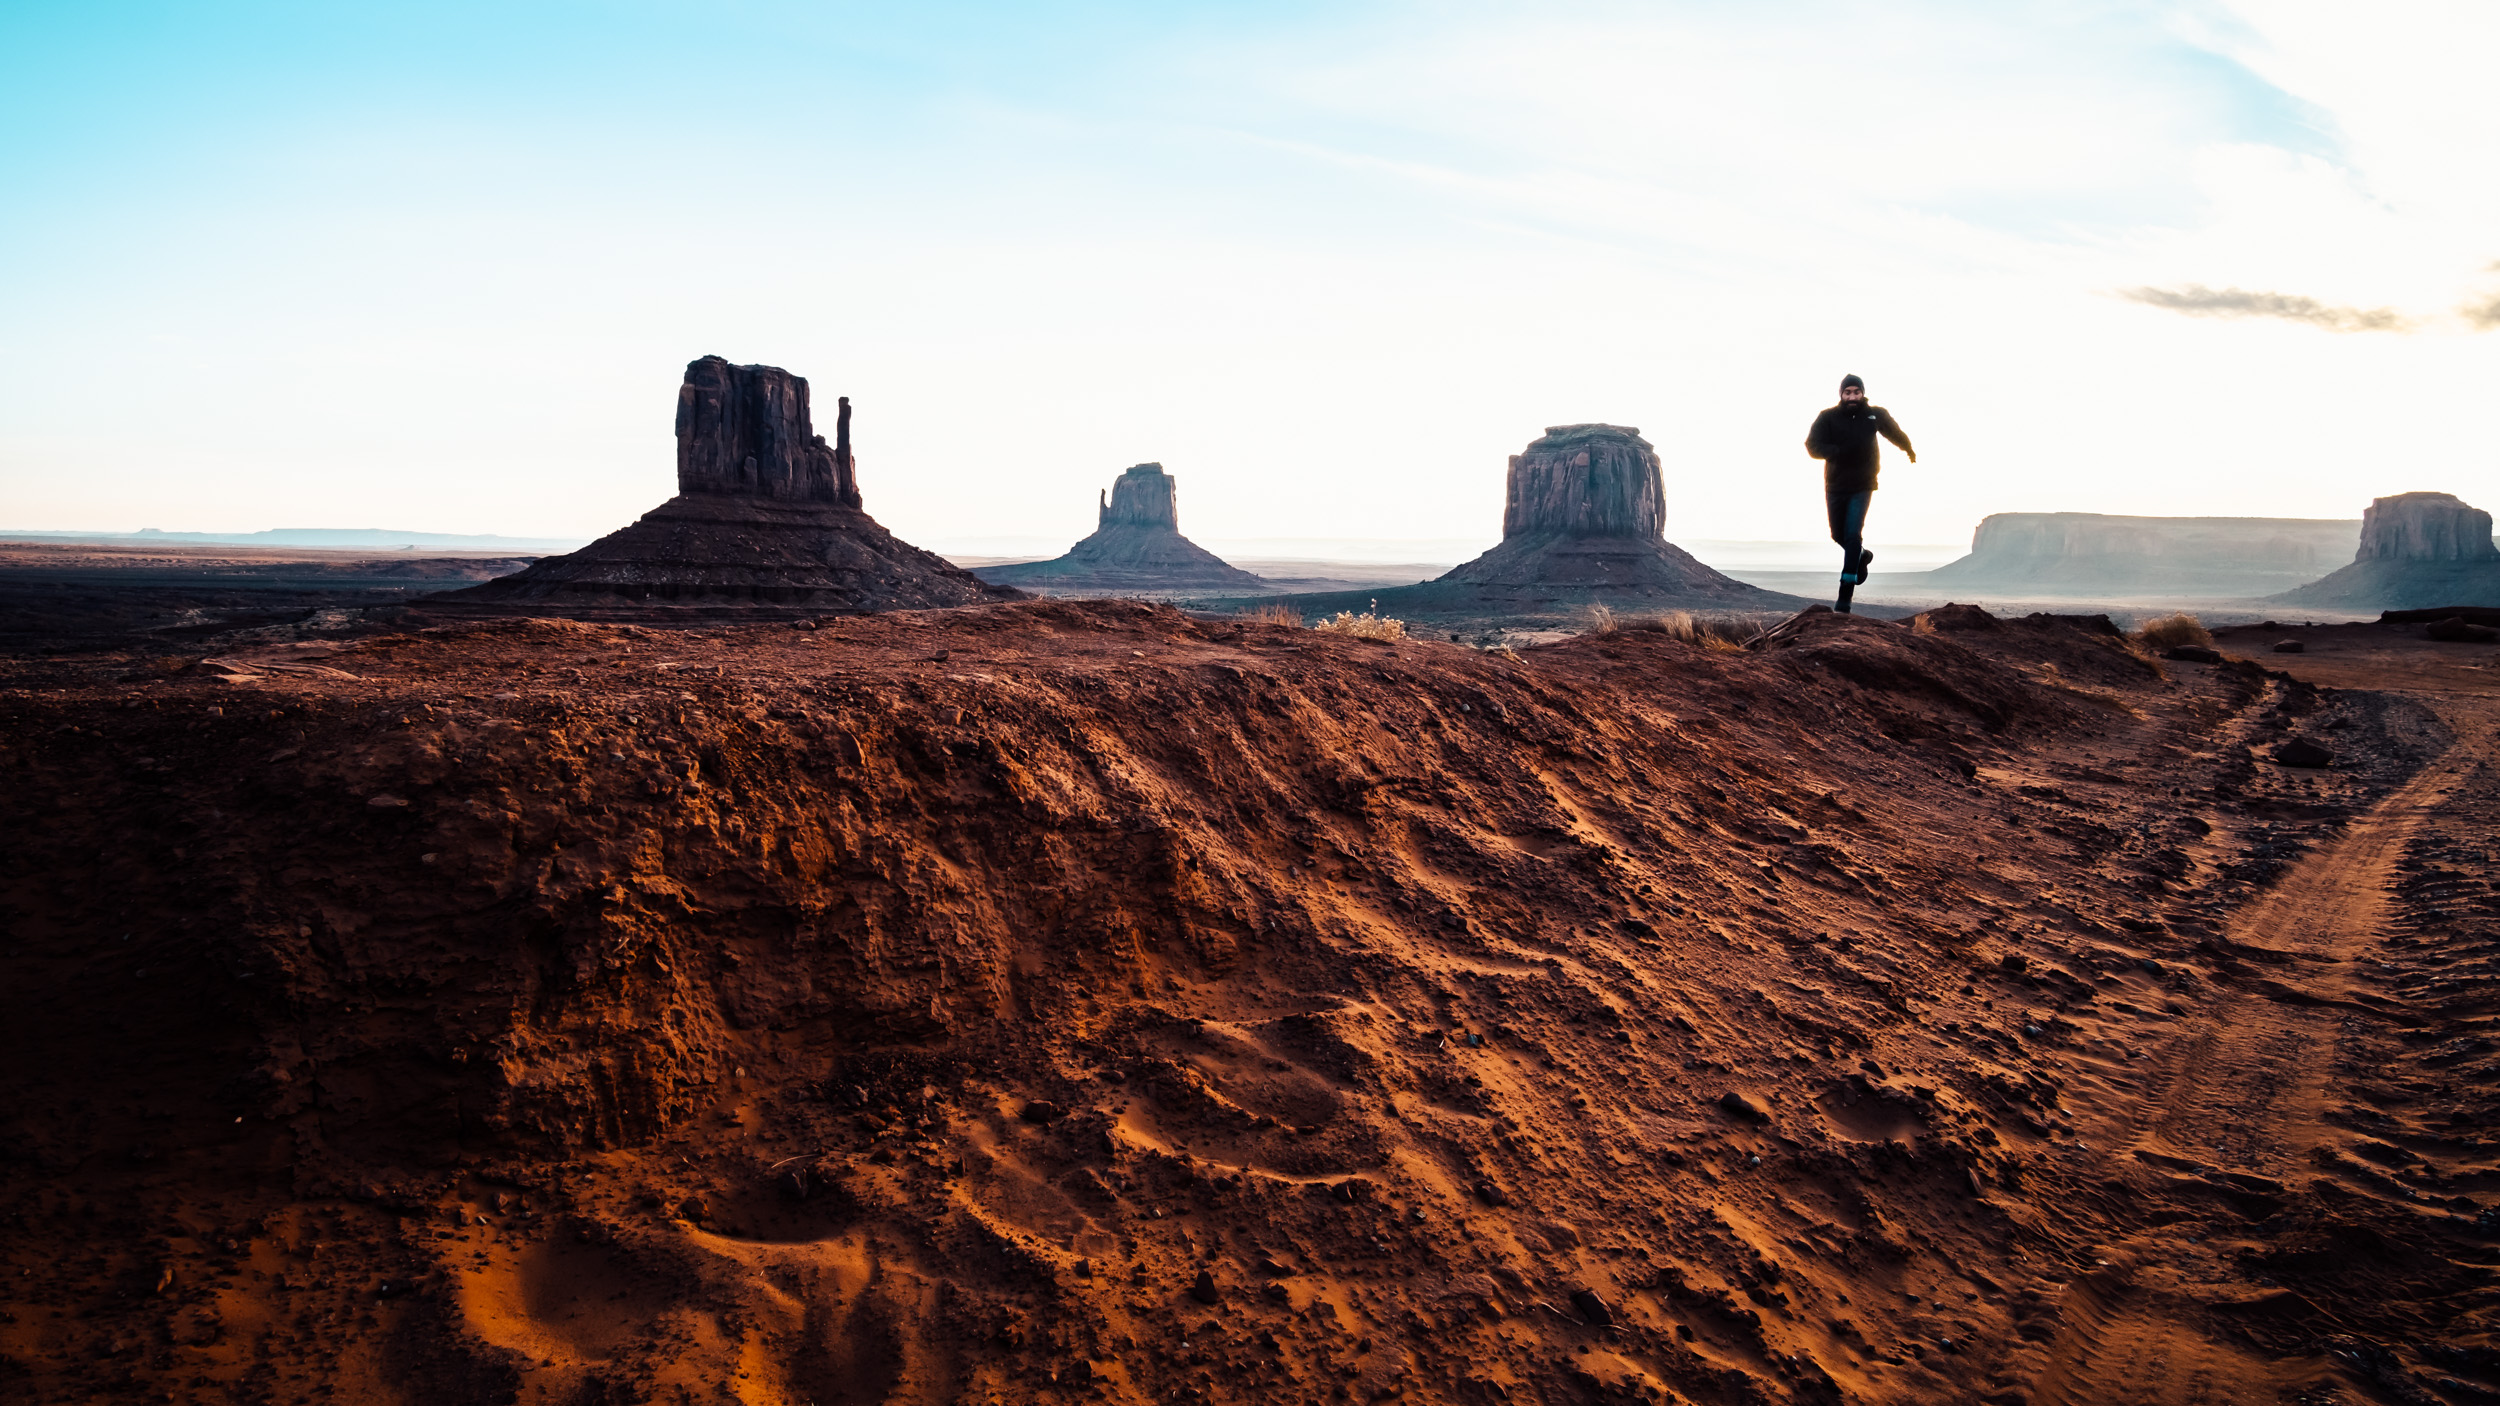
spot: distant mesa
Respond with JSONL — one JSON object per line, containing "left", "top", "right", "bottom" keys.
{"left": 1433, "top": 424, "right": 1760, "bottom": 596}
{"left": 1263, "top": 424, "right": 1806, "bottom": 619}
{"left": 1926, "top": 513, "right": 2360, "bottom": 598}
{"left": 443, "top": 356, "right": 1016, "bottom": 615}
{"left": 2272, "top": 491, "right": 2500, "bottom": 610}
{"left": 973, "top": 463, "right": 1269, "bottom": 595}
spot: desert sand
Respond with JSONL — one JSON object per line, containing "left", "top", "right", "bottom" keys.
{"left": 4, "top": 594, "right": 2498, "bottom": 1404}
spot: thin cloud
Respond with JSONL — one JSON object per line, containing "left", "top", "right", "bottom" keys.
{"left": 2120, "top": 283, "right": 2411, "bottom": 332}
{"left": 2464, "top": 292, "right": 2500, "bottom": 331}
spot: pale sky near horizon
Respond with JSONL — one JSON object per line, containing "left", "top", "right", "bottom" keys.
{"left": 4, "top": 1, "right": 2496, "bottom": 551}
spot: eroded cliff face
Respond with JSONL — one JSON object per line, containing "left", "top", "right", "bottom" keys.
{"left": 1500, "top": 425, "right": 1665, "bottom": 539}
{"left": 1098, "top": 464, "right": 1181, "bottom": 530}
{"left": 1928, "top": 514, "right": 2361, "bottom": 597}
{"left": 674, "top": 356, "right": 861, "bottom": 508}
{"left": 2272, "top": 492, "right": 2500, "bottom": 610}
{"left": 2357, "top": 492, "right": 2500, "bottom": 562}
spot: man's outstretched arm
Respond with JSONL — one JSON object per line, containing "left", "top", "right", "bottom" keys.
{"left": 1876, "top": 408, "right": 1916, "bottom": 463}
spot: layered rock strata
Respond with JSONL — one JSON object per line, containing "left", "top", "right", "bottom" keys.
{"left": 2273, "top": 492, "right": 2500, "bottom": 611}
{"left": 976, "top": 463, "right": 1268, "bottom": 595}
{"left": 1929, "top": 513, "right": 2360, "bottom": 598}
{"left": 1232, "top": 424, "right": 1809, "bottom": 622}
{"left": 1427, "top": 424, "right": 1799, "bottom": 605}
{"left": 446, "top": 357, "right": 1015, "bottom": 615}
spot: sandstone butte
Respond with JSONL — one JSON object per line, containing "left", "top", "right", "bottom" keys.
{"left": 443, "top": 355, "right": 1018, "bottom": 616}
{"left": 2274, "top": 489, "right": 2500, "bottom": 610}
{"left": 975, "top": 463, "right": 1270, "bottom": 595}
{"left": 1259, "top": 423, "right": 1811, "bottom": 621}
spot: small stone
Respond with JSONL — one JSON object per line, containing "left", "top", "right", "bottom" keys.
{"left": 2272, "top": 639, "right": 2305, "bottom": 653}
{"left": 1570, "top": 1287, "right": 1615, "bottom": 1326}
{"left": 2271, "top": 738, "right": 2334, "bottom": 769}
{"left": 2164, "top": 645, "right": 2222, "bottom": 663}
{"left": 1190, "top": 1270, "right": 1221, "bottom": 1304}
{"left": 1717, "top": 1091, "right": 1767, "bottom": 1122}
{"left": 1019, "top": 1100, "right": 1068, "bottom": 1124}
{"left": 366, "top": 794, "right": 409, "bottom": 808}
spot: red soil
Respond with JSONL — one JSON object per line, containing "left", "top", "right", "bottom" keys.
{"left": 2, "top": 601, "right": 2494, "bottom": 1405}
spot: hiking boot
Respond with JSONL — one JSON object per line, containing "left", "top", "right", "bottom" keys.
{"left": 1853, "top": 549, "right": 1875, "bottom": 583}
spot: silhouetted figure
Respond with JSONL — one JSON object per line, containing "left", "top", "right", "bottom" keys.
{"left": 1805, "top": 374, "right": 1914, "bottom": 610}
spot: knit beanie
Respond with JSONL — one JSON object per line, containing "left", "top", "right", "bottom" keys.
{"left": 1839, "top": 374, "right": 1865, "bottom": 393}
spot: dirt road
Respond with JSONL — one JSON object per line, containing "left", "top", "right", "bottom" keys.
{"left": 2021, "top": 636, "right": 2500, "bottom": 1404}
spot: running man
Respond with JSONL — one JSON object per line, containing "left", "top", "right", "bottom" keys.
{"left": 1804, "top": 374, "right": 1914, "bottom": 587}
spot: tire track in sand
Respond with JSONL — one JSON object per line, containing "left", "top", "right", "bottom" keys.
{"left": 2024, "top": 704, "right": 2489, "bottom": 1405}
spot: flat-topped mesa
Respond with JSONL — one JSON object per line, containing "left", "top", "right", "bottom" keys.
{"left": 1410, "top": 421, "right": 1793, "bottom": 606}
{"left": 2357, "top": 492, "right": 2500, "bottom": 562}
{"left": 2272, "top": 490, "right": 2500, "bottom": 611}
{"left": 1503, "top": 424, "right": 1664, "bottom": 539}
{"left": 1099, "top": 463, "right": 1180, "bottom": 530}
{"left": 975, "top": 462, "right": 1266, "bottom": 596}
{"left": 675, "top": 355, "right": 860, "bottom": 507}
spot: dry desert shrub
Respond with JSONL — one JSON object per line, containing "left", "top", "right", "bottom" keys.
{"left": 2136, "top": 613, "right": 2212, "bottom": 651}
{"left": 1646, "top": 610, "right": 1750, "bottom": 653}
{"left": 1579, "top": 602, "right": 1620, "bottom": 635}
{"left": 1242, "top": 602, "right": 1303, "bottom": 628}
{"left": 1312, "top": 610, "right": 1407, "bottom": 642}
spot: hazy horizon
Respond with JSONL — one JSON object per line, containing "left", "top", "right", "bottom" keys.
{"left": 6, "top": 3, "right": 2496, "bottom": 547}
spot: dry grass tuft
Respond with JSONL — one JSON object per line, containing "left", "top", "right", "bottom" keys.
{"left": 1579, "top": 602, "right": 1619, "bottom": 635}
{"left": 1646, "top": 610, "right": 1751, "bottom": 653}
{"left": 1242, "top": 602, "right": 1303, "bottom": 628}
{"left": 1312, "top": 610, "right": 1407, "bottom": 641}
{"left": 2136, "top": 613, "right": 2212, "bottom": 650}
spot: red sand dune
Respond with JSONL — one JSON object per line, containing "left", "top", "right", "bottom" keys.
{"left": 3, "top": 602, "right": 2496, "bottom": 1405}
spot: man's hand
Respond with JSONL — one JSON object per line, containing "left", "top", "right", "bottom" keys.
{"left": 1907, "top": 452, "right": 1917, "bottom": 463}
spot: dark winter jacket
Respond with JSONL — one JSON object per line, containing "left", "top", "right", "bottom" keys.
{"left": 1806, "top": 403, "right": 1913, "bottom": 495}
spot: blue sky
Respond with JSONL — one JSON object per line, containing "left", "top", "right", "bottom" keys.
{"left": 5, "top": 1, "right": 2497, "bottom": 549}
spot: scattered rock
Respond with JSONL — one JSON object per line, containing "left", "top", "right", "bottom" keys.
{"left": 1190, "top": 1270, "right": 1221, "bottom": 1304}
{"left": 2273, "top": 639, "right": 2305, "bottom": 653}
{"left": 2271, "top": 738, "right": 2334, "bottom": 769}
{"left": 1717, "top": 1091, "right": 1767, "bottom": 1122}
{"left": 2164, "top": 645, "right": 2223, "bottom": 663}
{"left": 1570, "top": 1287, "right": 1615, "bottom": 1326}
{"left": 1019, "top": 1100, "right": 1067, "bottom": 1124}
{"left": 2427, "top": 617, "right": 2500, "bottom": 643}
